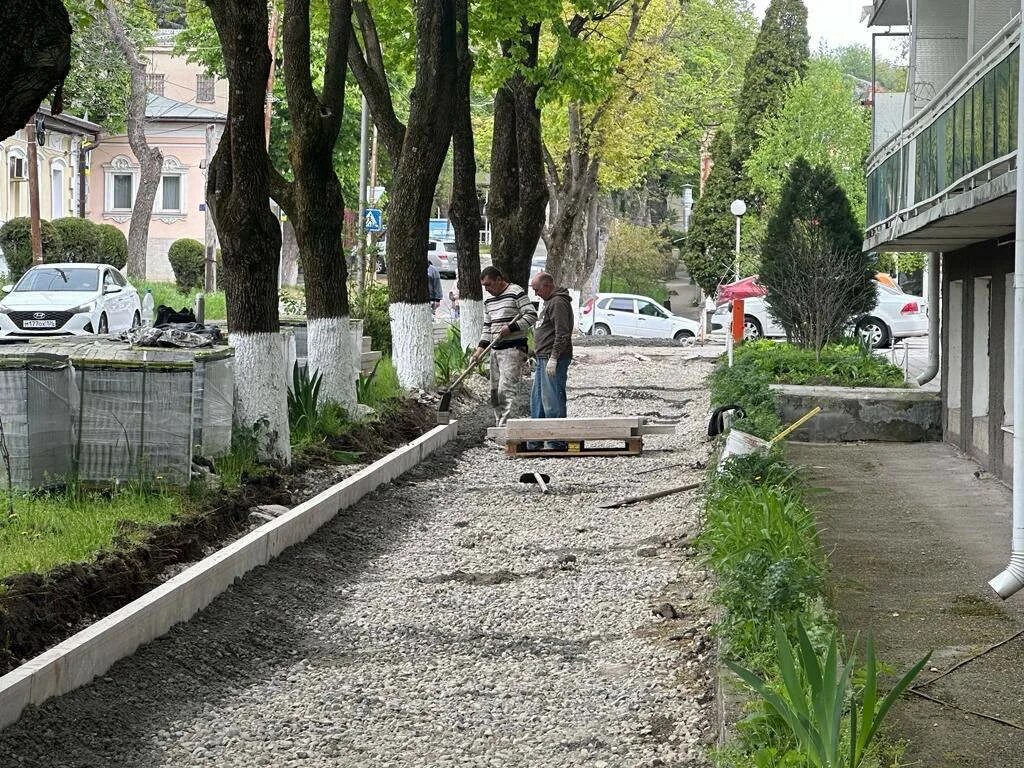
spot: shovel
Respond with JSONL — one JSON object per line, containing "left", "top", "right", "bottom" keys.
{"left": 437, "top": 311, "right": 525, "bottom": 419}
{"left": 519, "top": 472, "right": 551, "bottom": 494}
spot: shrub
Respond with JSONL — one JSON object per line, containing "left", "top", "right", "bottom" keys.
{"left": 96, "top": 224, "right": 128, "bottom": 268}
{"left": 167, "top": 238, "right": 205, "bottom": 292}
{"left": 351, "top": 281, "right": 391, "bottom": 354}
{"left": 51, "top": 217, "right": 104, "bottom": 264}
{"left": 0, "top": 218, "right": 63, "bottom": 279}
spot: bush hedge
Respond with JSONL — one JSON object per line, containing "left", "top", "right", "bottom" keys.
{"left": 96, "top": 224, "right": 128, "bottom": 268}
{"left": 0, "top": 218, "right": 63, "bottom": 279}
{"left": 51, "top": 217, "right": 103, "bottom": 264}
{"left": 167, "top": 238, "right": 205, "bottom": 292}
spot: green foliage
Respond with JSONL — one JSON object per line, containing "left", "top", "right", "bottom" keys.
{"left": 288, "top": 362, "right": 324, "bottom": 445}
{"left": 62, "top": 0, "right": 156, "bottom": 132}
{"left": 734, "top": 0, "right": 810, "bottom": 159}
{"left": 875, "top": 252, "right": 926, "bottom": 276}
{"left": 737, "top": 340, "right": 905, "bottom": 389}
{"left": 167, "top": 238, "right": 205, "bottom": 293}
{"left": 760, "top": 159, "right": 875, "bottom": 342}
{"left": 51, "top": 217, "right": 103, "bottom": 264}
{"left": 709, "top": 348, "right": 780, "bottom": 440}
{"left": 351, "top": 282, "right": 392, "bottom": 355}
{"left": 600, "top": 220, "right": 674, "bottom": 298}
{"left": 215, "top": 426, "right": 263, "bottom": 489}
{"left": 745, "top": 58, "right": 872, "bottom": 225}
{"left": 0, "top": 218, "right": 63, "bottom": 280}
{"left": 827, "top": 43, "right": 907, "bottom": 92}
{"left": 357, "top": 356, "right": 403, "bottom": 411}
{"left": 683, "top": 131, "right": 748, "bottom": 294}
{"left": 434, "top": 326, "right": 473, "bottom": 387}
{"left": 727, "top": 621, "right": 930, "bottom": 768}
{"left": 96, "top": 224, "right": 128, "bottom": 268}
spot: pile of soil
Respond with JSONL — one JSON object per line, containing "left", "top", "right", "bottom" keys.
{"left": 0, "top": 401, "right": 435, "bottom": 675}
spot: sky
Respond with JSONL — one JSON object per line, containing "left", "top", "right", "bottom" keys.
{"left": 750, "top": 0, "right": 874, "bottom": 50}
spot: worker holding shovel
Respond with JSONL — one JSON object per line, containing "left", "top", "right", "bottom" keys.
{"left": 470, "top": 266, "right": 538, "bottom": 425}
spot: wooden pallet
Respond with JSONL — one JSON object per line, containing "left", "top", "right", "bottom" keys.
{"left": 505, "top": 436, "right": 643, "bottom": 457}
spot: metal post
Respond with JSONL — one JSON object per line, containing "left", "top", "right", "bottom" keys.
{"left": 26, "top": 120, "right": 42, "bottom": 264}
{"left": 357, "top": 96, "right": 369, "bottom": 293}
{"left": 734, "top": 216, "right": 741, "bottom": 282}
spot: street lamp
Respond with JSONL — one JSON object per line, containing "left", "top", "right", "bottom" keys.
{"left": 730, "top": 198, "right": 746, "bottom": 282}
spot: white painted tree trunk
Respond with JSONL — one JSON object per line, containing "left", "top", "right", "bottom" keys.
{"left": 389, "top": 302, "right": 435, "bottom": 390}
{"left": 459, "top": 298, "right": 484, "bottom": 354}
{"left": 307, "top": 316, "right": 358, "bottom": 413}
{"left": 230, "top": 332, "right": 291, "bottom": 464}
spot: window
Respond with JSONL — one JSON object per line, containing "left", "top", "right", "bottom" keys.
{"left": 196, "top": 74, "right": 216, "bottom": 103}
{"left": 608, "top": 298, "right": 635, "bottom": 313}
{"left": 51, "top": 163, "right": 65, "bottom": 218}
{"left": 637, "top": 300, "right": 666, "bottom": 318}
{"left": 146, "top": 73, "right": 165, "bottom": 96}
{"left": 160, "top": 175, "right": 182, "bottom": 212}
{"left": 103, "top": 271, "right": 118, "bottom": 291}
{"left": 983, "top": 70, "right": 995, "bottom": 165}
{"left": 15, "top": 267, "right": 98, "bottom": 293}
{"left": 996, "top": 58, "right": 1011, "bottom": 157}
{"left": 110, "top": 269, "right": 127, "bottom": 287}
{"left": 112, "top": 173, "right": 134, "bottom": 210}
{"left": 427, "top": 242, "right": 436, "bottom": 251}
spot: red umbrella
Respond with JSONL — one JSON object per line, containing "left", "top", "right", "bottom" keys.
{"left": 716, "top": 275, "right": 767, "bottom": 304}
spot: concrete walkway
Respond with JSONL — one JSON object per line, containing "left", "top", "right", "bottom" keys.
{"left": 786, "top": 442, "right": 1024, "bottom": 768}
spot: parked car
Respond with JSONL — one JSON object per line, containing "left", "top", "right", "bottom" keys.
{"left": 428, "top": 240, "right": 458, "bottom": 278}
{"left": 711, "top": 279, "right": 928, "bottom": 349}
{"left": 0, "top": 263, "right": 142, "bottom": 338}
{"left": 580, "top": 292, "right": 701, "bottom": 341}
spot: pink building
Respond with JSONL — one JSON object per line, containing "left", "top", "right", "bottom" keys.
{"left": 86, "top": 30, "right": 226, "bottom": 281}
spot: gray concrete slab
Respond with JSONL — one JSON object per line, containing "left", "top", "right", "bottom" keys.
{"left": 785, "top": 441, "right": 1024, "bottom": 768}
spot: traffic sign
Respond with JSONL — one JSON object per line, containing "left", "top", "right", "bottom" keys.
{"left": 364, "top": 208, "right": 383, "bottom": 232}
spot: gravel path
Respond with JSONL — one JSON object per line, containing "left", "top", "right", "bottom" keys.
{"left": 1, "top": 347, "right": 716, "bottom": 768}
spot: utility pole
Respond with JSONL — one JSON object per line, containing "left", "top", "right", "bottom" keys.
{"left": 26, "top": 119, "right": 43, "bottom": 264}
{"left": 356, "top": 95, "right": 369, "bottom": 293}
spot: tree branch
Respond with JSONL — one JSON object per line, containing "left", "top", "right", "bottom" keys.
{"left": 348, "top": 27, "right": 406, "bottom": 165}
{"left": 320, "top": 0, "right": 352, "bottom": 133}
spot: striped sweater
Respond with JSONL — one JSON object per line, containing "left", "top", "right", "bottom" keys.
{"left": 479, "top": 283, "right": 538, "bottom": 350}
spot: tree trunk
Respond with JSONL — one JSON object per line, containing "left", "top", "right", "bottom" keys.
{"left": 280, "top": 220, "right": 300, "bottom": 286}
{"left": 105, "top": 1, "right": 163, "bottom": 279}
{"left": 450, "top": 0, "right": 483, "bottom": 353}
{"left": 544, "top": 164, "right": 599, "bottom": 291}
{"left": 205, "top": 0, "right": 289, "bottom": 464}
{"left": 0, "top": 0, "right": 70, "bottom": 141}
{"left": 273, "top": 0, "right": 357, "bottom": 411}
{"left": 488, "top": 26, "right": 548, "bottom": 290}
{"left": 382, "top": 1, "right": 459, "bottom": 389}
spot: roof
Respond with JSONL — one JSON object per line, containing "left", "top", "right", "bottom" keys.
{"left": 36, "top": 106, "right": 102, "bottom": 137}
{"left": 866, "top": 0, "right": 908, "bottom": 27}
{"left": 146, "top": 93, "right": 226, "bottom": 122}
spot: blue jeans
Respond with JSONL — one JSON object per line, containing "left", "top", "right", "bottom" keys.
{"left": 529, "top": 356, "right": 571, "bottom": 449}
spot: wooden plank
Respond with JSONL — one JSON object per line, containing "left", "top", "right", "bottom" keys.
{"left": 502, "top": 417, "right": 642, "bottom": 430}
{"left": 505, "top": 437, "right": 642, "bottom": 458}
{"left": 506, "top": 424, "right": 637, "bottom": 440}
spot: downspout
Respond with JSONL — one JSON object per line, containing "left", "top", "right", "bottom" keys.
{"left": 989, "top": 3, "right": 1024, "bottom": 600}
{"left": 916, "top": 251, "right": 940, "bottom": 385}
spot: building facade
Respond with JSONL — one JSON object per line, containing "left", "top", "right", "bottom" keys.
{"left": 0, "top": 109, "right": 101, "bottom": 232}
{"left": 86, "top": 29, "right": 226, "bottom": 281}
{"left": 865, "top": 0, "right": 1020, "bottom": 485}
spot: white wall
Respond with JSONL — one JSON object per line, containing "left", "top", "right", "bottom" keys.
{"left": 948, "top": 279, "right": 964, "bottom": 439}
{"left": 972, "top": 276, "right": 991, "bottom": 455}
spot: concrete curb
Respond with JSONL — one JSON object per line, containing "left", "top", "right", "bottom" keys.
{"left": 0, "top": 421, "right": 459, "bottom": 731}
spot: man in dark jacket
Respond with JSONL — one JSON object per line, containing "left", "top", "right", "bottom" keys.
{"left": 427, "top": 261, "right": 443, "bottom": 311}
{"left": 529, "top": 271, "right": 574, "bottom": 450}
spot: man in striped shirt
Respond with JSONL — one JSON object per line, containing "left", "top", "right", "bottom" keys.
{"left": 470, "top": 266, "right": 538, "bottom": 425}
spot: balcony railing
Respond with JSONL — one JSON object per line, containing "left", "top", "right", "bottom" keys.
{"left": 866, "top": 15, "right": 1021, "bottom": 235}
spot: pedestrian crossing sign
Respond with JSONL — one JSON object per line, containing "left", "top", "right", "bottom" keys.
{"left": 364, "top": 208, "right": 383, "bottom": 232}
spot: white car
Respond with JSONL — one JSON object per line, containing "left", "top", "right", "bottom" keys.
{"left": 0, "top": 263, "right": 142, "bottom": 338}
{"left": 711, "top": 280, "right": 928, "bottom": 349}
{"left": 580, "top": 292, "right": 701, "bottom": 341}
{"left": 428, "top": 240, "right": 457, "bottom": 278}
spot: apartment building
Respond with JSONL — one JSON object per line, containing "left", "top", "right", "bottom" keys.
{"left": 865, "top": 0, "right": 1021, "bottom": 484}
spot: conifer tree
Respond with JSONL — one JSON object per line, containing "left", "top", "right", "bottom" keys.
{"left": 734, "top": 0, "right": 809, "bottom": 160}
{"left": 682, "top": 131, "right": 744, "bottom": 294}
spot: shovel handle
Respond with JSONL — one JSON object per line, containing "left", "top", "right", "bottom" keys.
{"left": 447, "top": 311, "right": 526, "bottom": 392}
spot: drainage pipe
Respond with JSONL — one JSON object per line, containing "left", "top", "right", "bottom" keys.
{"left": 989, "top": 3, "right": 1024, "bottom": 600}
{"left": 916, "top": 252, "right": 940, "bottom": 385}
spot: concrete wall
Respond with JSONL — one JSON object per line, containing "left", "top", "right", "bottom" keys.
{"left": 770, "top": 385, "right": 942, "bottom": 442}
{"left": 942, "top": 239, "right": 1013, "bottom": 485}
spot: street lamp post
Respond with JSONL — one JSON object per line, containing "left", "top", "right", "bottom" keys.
{"left": 730, "top": 198, "right": 746, "bottom": 281}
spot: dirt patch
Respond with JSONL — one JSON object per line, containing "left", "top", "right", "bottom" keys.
{"left": 0, "top": 401, "right": 435, "bottom": 676}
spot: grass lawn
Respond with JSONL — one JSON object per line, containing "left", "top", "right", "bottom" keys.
{"left": 134, "top": 281, "right": 227, "bottom": 321}
{"left": 0, "top": 487, "right": 182, "bottom": 580}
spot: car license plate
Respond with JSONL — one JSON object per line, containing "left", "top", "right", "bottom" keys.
{"left": 23, "top": 319, "right": 56, "bottom": 328}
